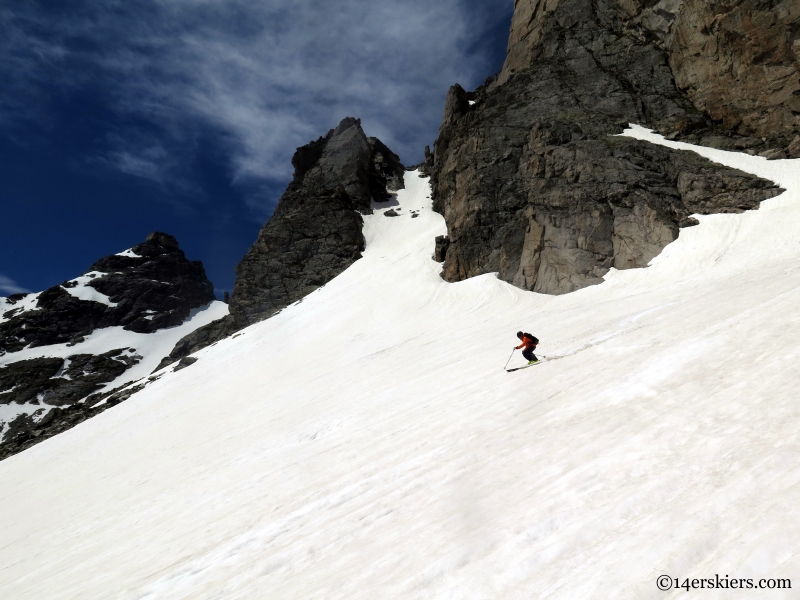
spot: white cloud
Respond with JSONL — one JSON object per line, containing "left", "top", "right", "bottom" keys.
{"left": 108, "top": 147, "right": 170, "bottom": 183}
{"left": 0, "top": 275, "right": 29, "bottom": 296}
{"left": 0, "top": 0, "right": 512, "bottom": 212}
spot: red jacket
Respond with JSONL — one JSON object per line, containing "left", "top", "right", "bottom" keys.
{"left": 516, "top": 335, "right": 537, "bottom": 350}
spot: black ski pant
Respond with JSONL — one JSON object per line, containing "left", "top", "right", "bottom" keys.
{"left": 522, "top": 346, "right": 538, "bottom": 362}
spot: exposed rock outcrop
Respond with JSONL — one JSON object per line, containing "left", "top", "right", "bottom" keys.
{"left": 0, "top": 348, "right": 146, "bottom": 461}
{"left": 158, "top": 118, "right": 405, "bottom": 368}
{"left": 0, "top": 350, "right": 140, "bottom": 407}
{"left": 230, "top": 118, "right": 374, "bottom": 325}
{"left": 369, "top": 137, "right": 405, "bottom": 201}
{"left": 433, "top": 235, "right": 450, "bottom": 263}
{"left": 430, "top": 0, "right": 785, "bottom": 295}
{"left": 153, "top": 315, "right": 237, "bottom": 372}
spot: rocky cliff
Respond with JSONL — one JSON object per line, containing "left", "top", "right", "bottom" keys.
{"left": 623, "top": 0, "right": 800, "bottom": 155}
{"left": 158, "top": 117, "right": 404, "bottom": 367}
{"left": 430, "top": 0, "right": 787, "bottom": 294}
{"left": 500, "top": 0, "right": 800, "bottom": 156}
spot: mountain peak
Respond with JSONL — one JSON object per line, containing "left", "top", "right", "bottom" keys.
{"left": 145, "top": 232, "right": 179, "bottom": 249}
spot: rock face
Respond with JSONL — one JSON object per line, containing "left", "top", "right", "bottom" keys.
{"left": 158, "top": 118, "right": 404, "bottom": 368}
{"left": 430, "top": 0, "right": 785, "bottom": 295}
{"left": 0, "top": 349, "right": 143, "bottom": 459}
{"left": 368, "top": 137, "right": 406, "bottom": 201}
{"left": 0, "top": 232, "right": 215, "bottom": 354}
{"left": 501, "top": 0, "right": 800, "bottom": 155}
{"left": 624, "top": 0, "right": 800, "bottom": 155}
{"left": 154, "top": 315, "right": 236, "bottom": 372}
{"left": 0, "top": 233, "right": 216, "bottom": 460}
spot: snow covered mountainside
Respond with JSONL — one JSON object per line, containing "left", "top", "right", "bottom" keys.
{"left": 1, "top": 129, "right": 799, "bottom": 598}
{"left": 0, "top": 232, "right": 227, "bottom": 457}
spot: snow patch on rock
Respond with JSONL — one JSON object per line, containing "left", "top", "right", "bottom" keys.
{"left": 0, "top": 293, "right": 42, "bottom": 324}
{"left": 115, "top": 248, "right": 142, "bottom": 258}
{"left": 63, "top": 272, "right": 119, "bottom": 307}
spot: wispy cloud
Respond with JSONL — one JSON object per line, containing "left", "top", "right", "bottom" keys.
{"left": 0, "top": 0, "right": 512, "bottom": 213}
{"left": 0, "top": 274, "right": 30, "bottom": 295}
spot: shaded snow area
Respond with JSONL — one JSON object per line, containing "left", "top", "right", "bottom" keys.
{"left": 0, "top": 301, "right": 228, "bottom": 439}
{"left": 2, "top": 130, "right": 800, "bottom": 598}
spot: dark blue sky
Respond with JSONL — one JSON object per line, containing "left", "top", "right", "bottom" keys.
{"left": 0, "top": 1, "right": 513, "bottom": 297}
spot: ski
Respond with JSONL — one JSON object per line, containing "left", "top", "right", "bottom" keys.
{"left": 506, "top": 361, "right": 544, "bottom": 372}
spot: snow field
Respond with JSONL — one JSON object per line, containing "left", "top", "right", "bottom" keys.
{"left": 1, "top": 129, "right": 800, "bottom": 598}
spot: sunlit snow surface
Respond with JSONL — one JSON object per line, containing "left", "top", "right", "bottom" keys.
{"left": 1, "top": 127, "right": 800, "bottom": 598}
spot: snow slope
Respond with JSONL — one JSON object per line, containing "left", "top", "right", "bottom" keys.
{"left": 1, "top": 128, "right": 799, "bottom": 598}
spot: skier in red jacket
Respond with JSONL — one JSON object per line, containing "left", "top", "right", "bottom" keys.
{"left": 515, "top": 331, "right": 539, "bottom": 364}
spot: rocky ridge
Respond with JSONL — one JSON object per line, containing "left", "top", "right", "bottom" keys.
{"left": 0, "top": 370, "right": 163, "bottom": 462}
{"left": 429, "top": 0, "right": 786, "bottom": 294}
{"left": 0, "top": 232, "right": 214, "bottom": 354}
{"left": 157, "top": 117, "right": 405, "bottom": 368}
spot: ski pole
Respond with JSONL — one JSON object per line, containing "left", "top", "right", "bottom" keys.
{"left": 503, "top": 348, "right": 516, "bottom": 370}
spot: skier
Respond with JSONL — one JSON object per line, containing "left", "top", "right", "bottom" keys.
{"left": 515, "top": 331, "right": 539, "bottom": 364}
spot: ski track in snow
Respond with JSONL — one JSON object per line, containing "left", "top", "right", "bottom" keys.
{"left": 1, "top": 127, "right": 800, "bottom": 598}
